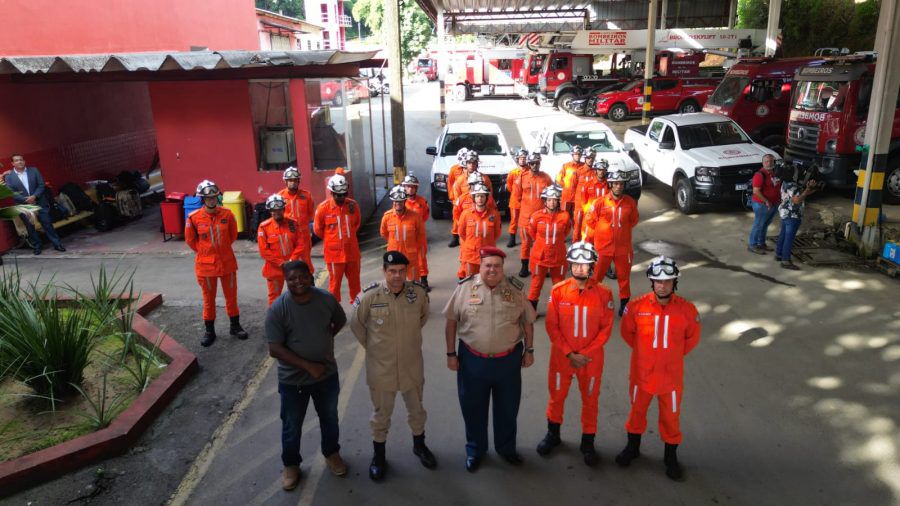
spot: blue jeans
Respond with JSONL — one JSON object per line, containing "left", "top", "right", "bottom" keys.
{"left": 776, "top": 218, "right": 801, "bottom": 261}
{"left": 279, "top": 373, "right": 341, "bottom": 467}
{"left": 20, "top": 207, "right": 62, "bottom": 249}
{"left": 748, "top": 202, "right": 778, "bottom": 248}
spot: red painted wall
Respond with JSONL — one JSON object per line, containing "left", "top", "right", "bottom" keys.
{"left": 0, "top": 0, "right": 258, "bottom": 56}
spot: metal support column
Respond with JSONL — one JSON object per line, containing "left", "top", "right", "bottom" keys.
{"left": 728, "top": 0, "right": 737, "bottom": 29}
{"left": 384, "top": 0, "right": 406, "bottom": 184}
{"left": 660, "top": 0, "right": 668, "bottom": 30}
{"left": 852, "top": 0, "right": 900, "bottom": 254}
{"left": 764, "top": 0, "right": 782, "bottom": 57}
{"left": 642, "top": 0, "right": 658, "bottom": 125}
{"left": 437, "top": 7, "right": 447, "bottom": 127}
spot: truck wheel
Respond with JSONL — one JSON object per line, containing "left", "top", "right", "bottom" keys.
{"left": 333, "top": 92, "right": 343, "bottom": 106}
{"left": 608, "top": 103, "right": 628, "bottom": 122}
{"left": 678, "top": 100, "right": 699, "bottom": 114}
{"left": 885, "top": 162, "right": 900, "bottom": 205}
{"left": 675, "top": 177, "right": 698, "bottom": 214}
{"left": 760, "top": 134, "right": 785, "bottom": 157}
{"left": 558, "top": 92, "right": 576, "bottom": 113}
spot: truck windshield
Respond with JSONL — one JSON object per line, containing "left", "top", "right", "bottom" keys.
{"left": 706, "top": 76, "right": 750, "bottom": 107}
{"left": 529, "top": 55, "right": 545, "bottom": 76}
{"left": 417, "top": 59, "right": 433, "bottom": 68}
{"left": 677, "top": 121, "right": 751, "bottom": 149}
{"left": 791, "top": 80, "right": 849, "bottom": 112}
{"left": 553, "top": 131, "right": 615, "bottom": 153}
{"left": 441, "top": 133, "right": 506, "bottom": 156}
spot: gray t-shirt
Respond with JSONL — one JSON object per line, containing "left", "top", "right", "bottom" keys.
{"left": 265, "top": 288, "right": 347, "bottom": 386}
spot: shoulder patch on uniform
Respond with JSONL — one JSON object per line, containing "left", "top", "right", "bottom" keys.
{"left": 411, "top": 280, "right": 427, "bottom": 290}
{"left": 348, "top": 202, "right": 356, "bottom": 212}
{"left": 362, "top": 282, "right": 380, "bottom": 293}
{"left": 458, "top": 275, "right": 474, "bottom": 285}
{"left": 607, "top": 300, "right": 615, "bottom": 310}
{"left": 352, "top": 295, "right": 361, "bottom": 308}
{"left": 507, "top": 276, "right": 524, "bottom": 291}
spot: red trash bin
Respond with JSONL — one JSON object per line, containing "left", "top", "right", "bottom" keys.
{"left": 160, "top": 192, "right": 186, "bottom": 241}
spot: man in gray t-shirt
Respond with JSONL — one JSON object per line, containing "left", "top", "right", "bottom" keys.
{"left": 265, "top": 260, "right": 348, "bottom": 490}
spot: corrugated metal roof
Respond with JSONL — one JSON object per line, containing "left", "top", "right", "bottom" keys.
{"left": 0, "top": 50, "right": 379, "bottom": 75}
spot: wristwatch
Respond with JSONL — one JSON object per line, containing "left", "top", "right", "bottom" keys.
{"left": 525, "top": 347, "right": 535, "bottom": 354}
{"left": 446, "top": 351, "right": 457, "bottom": 357}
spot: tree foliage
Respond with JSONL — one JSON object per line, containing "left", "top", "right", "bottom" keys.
{"left": 353, "top": 0, "right": 434, "bottom": 70}
{"left": 737, "top": 0, "right": 879, "bottom": 56}
{"left": 256, "top": 0, "right": 305, "bottom": 19}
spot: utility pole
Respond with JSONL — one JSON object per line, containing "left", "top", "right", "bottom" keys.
{"left": 764, "top": 0, "right": 782, "bottom": 57}
{"left": 437, "top": 7, "right": 447, "bottom": 127}
{"left": 851, "top": 0, "right": 900, "bottom": 254}
{"left": 384, "top": 0, "right": 406, "bottom": 184}
{"left": 642, "top": 0, "right": 658, "bottom": 125}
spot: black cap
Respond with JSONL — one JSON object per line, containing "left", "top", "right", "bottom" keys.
{"left": 383, "top": 251, "right": 409, "bottom": 265}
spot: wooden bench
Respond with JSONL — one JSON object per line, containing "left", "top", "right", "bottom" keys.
{"left": 13, "top": 187, "right": 97, "bottom": 239}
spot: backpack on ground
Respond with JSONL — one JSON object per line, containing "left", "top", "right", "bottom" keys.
{"left": 116, "top": 189, "right": 143, "bottom": 219}
{"left": 92, "top": 201, "right": 120, "bottom": 231}
{"left": 59, "top": 183, "right": 94, "bottom": 212}
{"left": 56, "top": 193, "right": 77, "bottom": 216}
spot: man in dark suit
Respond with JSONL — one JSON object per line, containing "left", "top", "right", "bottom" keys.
{"left": 3, "top": 154, "right": 65, "bottom": 254}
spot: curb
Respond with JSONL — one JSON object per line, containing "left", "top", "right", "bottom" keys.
{"left": 0, "top": 293, "right": 199, "bottom": 497}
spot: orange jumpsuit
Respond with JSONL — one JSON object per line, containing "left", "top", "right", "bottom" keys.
{"left": 257, "top": 217, "right": 302, "bottom": 305}
{"left": 456, "top": 206, "right": 502, "bottom": 278}
{"left": 573, "top": 170, "right": 605, "bottom": 241}
{"left": 506, "top": 166, "right": 524, "bottom": 234}
{"left": 452, "top": 192, "right": 497, "bottom": 229}
{"left": 512, "top": 170, "right": 553, "bottom": 259}
{"left": 450, "top": 171, "right": 492, "bottom": 235}
{"left": 380, "top": 208, "right": 426, "bottom": 280}
{"left": 545, "top": 278, "right": 615, "bottom": 434}
{"left": 556, "top": 161, "right": 585, "bottom": 212}
{"left": 588, "top": 194, "right": 639, "bottom": 299}
{"left": 526, "top": 208, "right": 571, "bottom": 301}
{"left": 577, "top": 177, "right": 608, "bottom": 242}
{"left": 447, "top": 164, "right": 465, "bottom": 201}
{"left": 185, "top": 207, "right": 239, "bottom": 322}
{"left": 405, "top": 194, "right": 430, "bottom": 277}
{"left": 621, "top": 293, "right": 701, "bottom": 444}
{"left": 313, "top": 198, "right": 362, "bottom": 302}
{"left": 277, "top": 188, "right": 315, "bottom": 271}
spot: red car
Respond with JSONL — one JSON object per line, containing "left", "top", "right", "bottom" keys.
{"left": 595, "top": 77, "right": 719, "bottom": 121}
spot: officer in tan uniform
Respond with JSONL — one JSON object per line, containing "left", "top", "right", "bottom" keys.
{"left": 443, "top": 246, "right": 536, "bottom": 473}
{"left": 351, "top": 251, "right": 436, "bottom": 482}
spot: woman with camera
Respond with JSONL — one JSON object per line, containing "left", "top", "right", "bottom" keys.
{"left": 775, "top": 169, "right": 818, "bottom": 270}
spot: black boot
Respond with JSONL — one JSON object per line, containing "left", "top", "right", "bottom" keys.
{"left": 448, "top": 234, "right": 460, "bottom": 248}
{"left": 201, "top": 320, "right": 216, "bottom": 347}
{"left": 618, "top": 298, "right": 630, "bottom": 317}
{"left": 518, "top": 259, "right": 530, "bottom": 278}
{"left": 229, "top": 315, "right": 249, "bottom": 340}
{"left": 606, "top": 265, "right": 617, "bottom": 280}
{"left": 507, "top": 232, "right": 517, "bottom": 247}
{"left": 369, "top": 441, "right": 387, "bottom": 481}
{"left": 615, "top": 432, "right": 641, "bottom": 467}
{"left": 529, "top": 300, "right": 538, "bottom": 311}
{"left": 536, "top": 421, "right": 561, "bottom": 456}
{"left": 420, "top": 276, "right": 432, "bottom": 293}
{"left": 580, "top": 434, "right": 599, "bottom": 467}
{"left": 664, "top": 443, "right": 684, "bottom": 481}
{"left": 413, "top": 433, "right": 437, "bottom": 469}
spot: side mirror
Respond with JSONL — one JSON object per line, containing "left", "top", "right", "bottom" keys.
{"left": 425, "top": 146, "right": 437, "bottom": 156}
{"left": 659, "top": 141, "right": 675, "bottom": 150}
{"left": 623, "top": 142, "right": 634, "bottom": 151}
{"left": 540, "top": 146, "right": 548, "bottom": 155}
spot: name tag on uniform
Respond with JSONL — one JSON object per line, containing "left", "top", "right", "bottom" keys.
{"left": 468, "top": 296, "right": 483, "bottom": 305}
{"left": 371, "top": 303, "right": 389, "bottom": 308}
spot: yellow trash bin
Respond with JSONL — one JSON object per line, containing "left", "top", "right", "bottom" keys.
{"left": 222, "top": 191, "right": 246, "bottom": 233}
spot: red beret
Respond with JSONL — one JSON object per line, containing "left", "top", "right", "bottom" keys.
{"left": 479, "top": 246, "right": 506, "bottom": 259}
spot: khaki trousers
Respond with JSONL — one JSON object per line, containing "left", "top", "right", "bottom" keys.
{"left": 369, "top": 385, "right": 427, "bottom": 442}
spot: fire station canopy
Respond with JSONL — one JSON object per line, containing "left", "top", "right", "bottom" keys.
{"left": 416, "top": 0, "right": 732, "bottom": 35}
{"left": 0, "top": 50, "right": 381, "bottom": 82}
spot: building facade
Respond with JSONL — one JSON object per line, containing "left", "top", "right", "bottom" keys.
{"left": 304, "top": 0, "right": 351, "bottom": 50}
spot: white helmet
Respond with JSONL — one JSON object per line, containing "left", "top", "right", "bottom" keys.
{"left": 646, "top": 256, "right": 680, "bottom": 280}
{"left": 465, "top": 151, "right": 480, "bottom": 164}
{"left": 593, "top": 159, "right": 610, "bottom": 170}
{"left": 196, "top": 180, "right": 220, "bottom": 197}
{"left": 606, "top": 169, "right": 628, "bottom": 183}
{"left": 470, "top": 182, "right": 490, "bottom": 195}
{"left": 541, "top": 184, "right": 563, "bottom": 200}
{"left": 265, "top": 194, "right": 286, "bottom": 210}
{"left": 456, "top": 148, "right": 469, "bottom": 163}
{"left": 401, "top": 174, "right": 419, "bottom": 186}
{"left": 389, "top": 185, "right": 408, "bottom": 201}
{"left": 327, "top": 174, "right": 349, "bottom": 194}
{"left": 467, "top": 171, "right": 484, "bottom": 185}
{"left": 282, "top": 166, "right": 300, "bottom": 180}
{"left": 566, "top": 241, "right": 598, "bottom": 264}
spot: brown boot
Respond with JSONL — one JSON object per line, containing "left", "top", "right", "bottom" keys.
{"left": 282, "top": 465, "right": 300, "bottom": 490}
{"left": 325, "top": 452, "right": 348, "bottom": 476}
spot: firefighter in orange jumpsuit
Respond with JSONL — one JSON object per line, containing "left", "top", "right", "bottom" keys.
{"left": 449, "top": 150, "right": 483, "bottom": 247}
{"left": 587, "top": 169, "right": 639, "bottom": 316}
{"left": 456, "top": 182, "right": 502, "bottom": 279}
{"left": 380, "top": 186, "right": 427, "bottom": 281}
{"left": 277, "top": 166, "right": 315, "bottom": 271}
{"left": 447, "top": 148, "right": 469, "bottom": 203}
{"left": 571, "top": 148, "right": 597, "bottom": 240}
{"left": 537, "top": 241, "right": 614, "bottom": 467}
{"left": 525, "top": 185, "right": 571, "bottom": 308}
{"left": 257, "top": 194, "right": 304, "bottom": 305}
{"left": 185, "top": 180, "right": 248, "bottom": 347}
{"left": 578, "top": 159, "right": 609, "bottom": 241}
{"left": 556, "top": 145, "right": 585, "bottom": 217}
{"left": 401, "top": 174, "right": 431, "bottom": 290}
{"left": 513, "top": 152, "right": 554, "bottom": 278}
{"left": 615, "top": 256, "right": 701, "bottom": 481}
{"left": 313, "top": 174, "right": 361, "bottom": 303}
{"left": 452, "top": 170, "right": 495, "bottom": 227}
{"left": 505, "top": 148, "right": 529, "bottom": 247}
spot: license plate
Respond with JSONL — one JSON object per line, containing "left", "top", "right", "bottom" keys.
{"left": 735, "top": 183, "right": 749, "bottom": 191}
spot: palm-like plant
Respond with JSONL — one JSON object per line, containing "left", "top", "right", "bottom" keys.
{"left": 0, "top": 182, "right": 40, "bottom": 220}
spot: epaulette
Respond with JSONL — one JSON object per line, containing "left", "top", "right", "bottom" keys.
{"left": 411, "top": 280, "right": 427, "bottom": 290}
{"left": 458, "top": 275, "right": 474, "bottom": 284}
{"left": 507, "top": 276, "right": 524, "bottom": 291}
{"left": 362, "top": 282, "right": 380, "bottom": 293}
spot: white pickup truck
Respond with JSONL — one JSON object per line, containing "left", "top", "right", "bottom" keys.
{"left": 624, "top": 113, "right": 780, "bottom": 214}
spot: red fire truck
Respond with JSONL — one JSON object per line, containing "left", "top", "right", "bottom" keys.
{"left": 445, "top": 49, "right": 526, "bottom": 101}
{"left": 703, "top": 56, "right": 825, "bottom": 154}
{"left": 514, "top": 53, "right": 546, "bottom": 101}
{"left": 783, "top": 54, "right": 900, "bottom": 202}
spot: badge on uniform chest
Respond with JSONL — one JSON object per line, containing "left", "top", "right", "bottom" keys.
{"left": 405, "top": 287, "right": 417, "bottom": 304}
{"left": 501, "top": 288, "right": 513, "bottom": 302}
